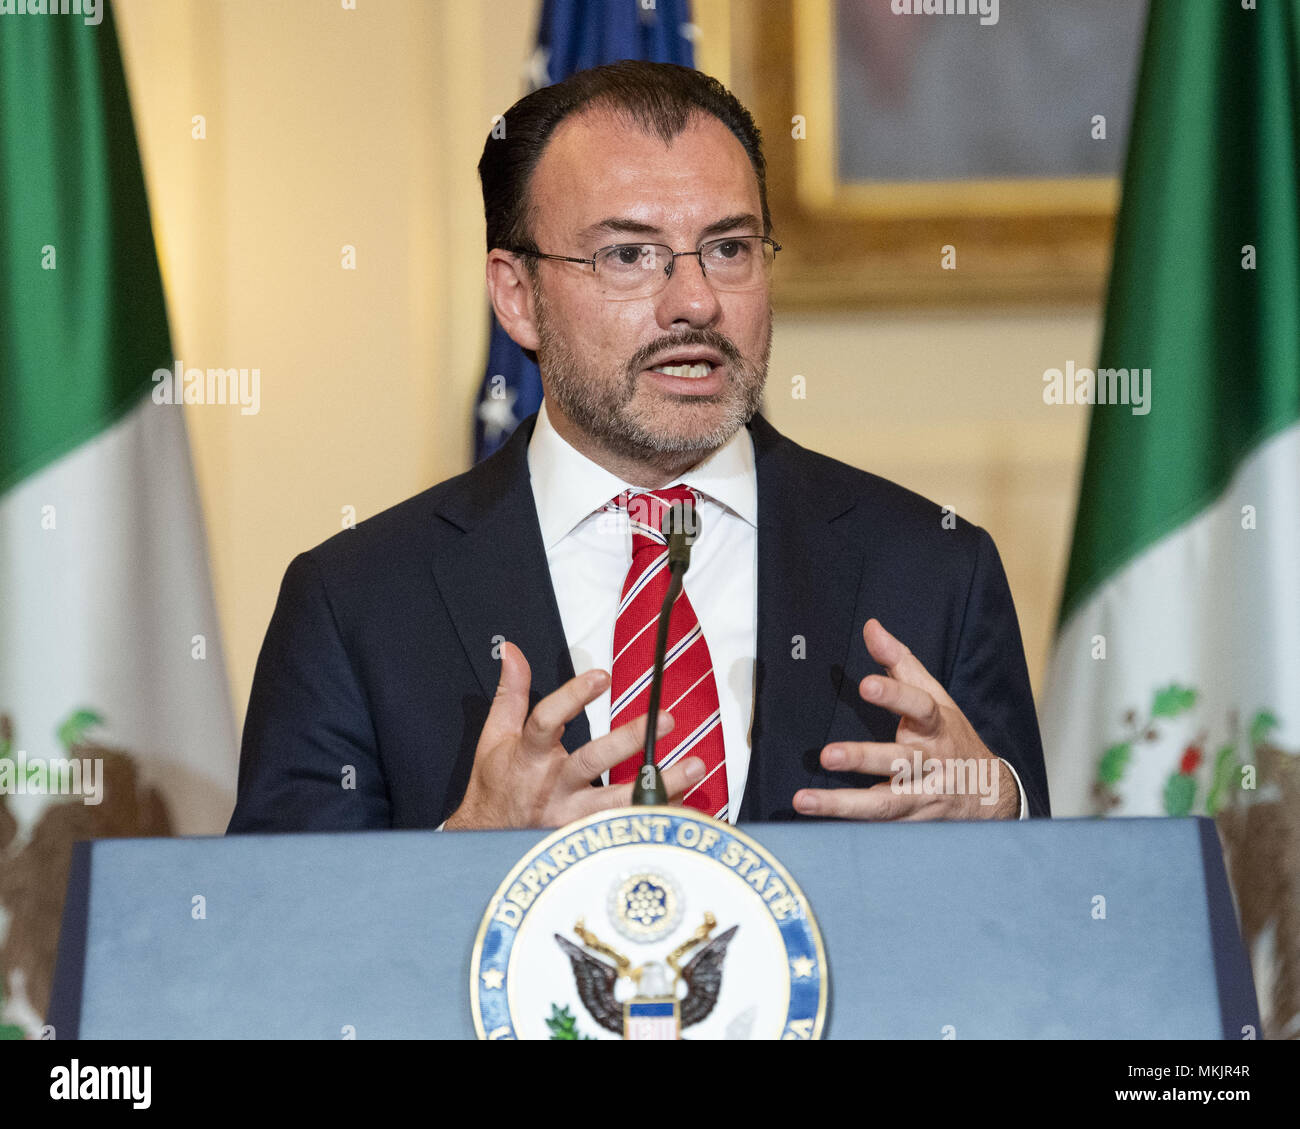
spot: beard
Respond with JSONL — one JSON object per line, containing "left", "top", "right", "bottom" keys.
{"left": 533, "top": 284, "right": 770, "bottom": 468}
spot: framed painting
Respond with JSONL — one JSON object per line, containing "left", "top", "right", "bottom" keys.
{"left": 695, "top": 0, "right": 1149, "bottom": 308}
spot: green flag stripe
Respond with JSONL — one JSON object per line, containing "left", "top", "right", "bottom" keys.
{"left": 0, "top": 1, "right": 171, "bottom": 498}
{"left": 1059, "top": 0, "right": 1300, "bottom": 626}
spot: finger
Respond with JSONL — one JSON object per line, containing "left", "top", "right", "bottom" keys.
{"left": 793, "top": 781, "right": 933, "bottom": 821}
{"left": 661, "top": 755, "right": 707, "bottom": 801}
{"left": 863, "top": 619, "right": 951, "bottom": 703}
{"left": 565, "top": 709, "right": 674, "bottom": 783}
{"left": 821, "top": 741, "right": 918, "bottom": 777}
{"left": 858, "top": 673, "right": 943, "bottom": 735}
{"left": 519, "top": 666, "right": 611, "bottom": 757}
{"left": 477, "top": 641, "right": 532, "bottom": 746}
{"left": 592, "top": 753, "right": 707, "bottom": 812}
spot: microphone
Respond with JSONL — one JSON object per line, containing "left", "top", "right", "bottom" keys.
{"left": 630, "top": 497, "right": 699, "bottom": 806}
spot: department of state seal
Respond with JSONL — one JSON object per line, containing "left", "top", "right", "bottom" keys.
{"left": 609, "top": 870, "right": 681, "bottom": 942}
{"left": 470, "top": 807, "right": 828, "bottom": 1040}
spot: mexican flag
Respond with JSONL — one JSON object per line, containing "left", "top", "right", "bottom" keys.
{"left": 0, "top": 2, "right": 236, "bottom": 1032}
{"left": 1040, "top": 0, "right": 1300, "bottom": 1039}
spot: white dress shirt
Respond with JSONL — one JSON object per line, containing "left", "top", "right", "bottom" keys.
{"left": 527, "top": 400, "right": 758, "bottom": 819}
{"left": 526, "top": 400, "right": 1028, "bottom": 822}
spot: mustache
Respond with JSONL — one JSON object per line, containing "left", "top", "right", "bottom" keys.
{"left": 626, "top": 330, "right": 744, "bottom": 374}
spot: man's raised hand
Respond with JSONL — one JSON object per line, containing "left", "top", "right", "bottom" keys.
{"left": 793, "top": 619, "right": 1019, "bottom": 820}
{"left": 443, "top": 641, "right": 706, "bottom": 830}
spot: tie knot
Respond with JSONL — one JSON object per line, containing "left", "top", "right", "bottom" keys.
{"left": 613, "top": 486, "right": 700, "bottom": 549}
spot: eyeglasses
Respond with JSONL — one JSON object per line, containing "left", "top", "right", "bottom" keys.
{"left": 507, "top": 235, "right": 781, "bottom": 300}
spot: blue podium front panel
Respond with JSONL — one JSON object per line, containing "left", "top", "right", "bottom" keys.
{"left": 48, "top": 817, "right": 1257, "bottom": 1039}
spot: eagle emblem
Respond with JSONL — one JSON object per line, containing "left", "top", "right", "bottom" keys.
{"left": 554, "top": 912, "right": 738, "bottom": 1039}
{"left": 470, "top": 807, "right": 827, "bottom": 1040}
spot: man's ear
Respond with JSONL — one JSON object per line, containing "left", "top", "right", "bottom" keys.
{"left": 486, "top": 250, "right": 541, "bottom": 352}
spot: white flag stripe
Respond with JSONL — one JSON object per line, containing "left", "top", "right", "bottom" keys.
{"left": 0, "top": 397, "right": 237, "bottom": 837}
{"left": 1042, "top": 423, "right": 1300, "bottom": 815}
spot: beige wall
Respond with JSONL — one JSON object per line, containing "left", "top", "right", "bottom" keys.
{"left": 116, "top": 0, "right": 1095, "bottom": 728}
{"left": 116, "top": 0, "right": 541, "bottom": 722}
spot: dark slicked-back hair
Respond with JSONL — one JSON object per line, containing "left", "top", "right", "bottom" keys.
{"left": 478, "top": 61, "right": 770, "bottom": 258}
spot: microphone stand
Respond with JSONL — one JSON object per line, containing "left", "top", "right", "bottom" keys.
{"left": 630, "top": 502, "right": 697, "bottom": 805}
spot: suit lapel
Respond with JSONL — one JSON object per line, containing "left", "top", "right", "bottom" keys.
{"left": 741, "top": 415, "right": 865, "bottom": 820}
{"left": 428, "top": 414, "right": 591, "bottom": 752}
{"left": 427, "top": 411, "right": 861, "bottom": 800}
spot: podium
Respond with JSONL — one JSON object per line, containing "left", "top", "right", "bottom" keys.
{"left": 47, "top": 816, "right": 1258, "bottom": 1039}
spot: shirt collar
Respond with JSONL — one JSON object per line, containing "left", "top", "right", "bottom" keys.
{"left": 527, "top": 399, "right": 758, "bottom": 551}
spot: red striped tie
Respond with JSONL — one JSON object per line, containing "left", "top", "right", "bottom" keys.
{"left": 607, "top": 486, "right": 728, "bottom": 821}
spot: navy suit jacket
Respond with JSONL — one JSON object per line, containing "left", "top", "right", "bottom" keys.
{"left": 227, "top": 412, "right": 1050, "bottom": 831}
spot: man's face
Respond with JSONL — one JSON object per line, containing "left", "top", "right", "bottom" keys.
{"left": 521, "top": 108, "right": 771, "bottom": 467}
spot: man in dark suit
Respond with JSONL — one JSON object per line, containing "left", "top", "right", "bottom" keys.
{"left": 228, "top": 62, "right": 1049, "bottom": 834}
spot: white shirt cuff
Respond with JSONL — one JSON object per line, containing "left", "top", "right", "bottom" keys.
{"left": 997, "top": 757, "right": 1029, "bottom": 819}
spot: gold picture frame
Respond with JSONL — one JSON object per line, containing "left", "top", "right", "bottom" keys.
{"left": 699, "top": 0, "right": 1124, "bottom": 309}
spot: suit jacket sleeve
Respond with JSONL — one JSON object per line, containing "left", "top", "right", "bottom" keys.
{"left": 227, "top": 551, "right": 391, "bottom": 832}
{"left": 948, "top": 528, "right": 1051, "bottom": 817}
